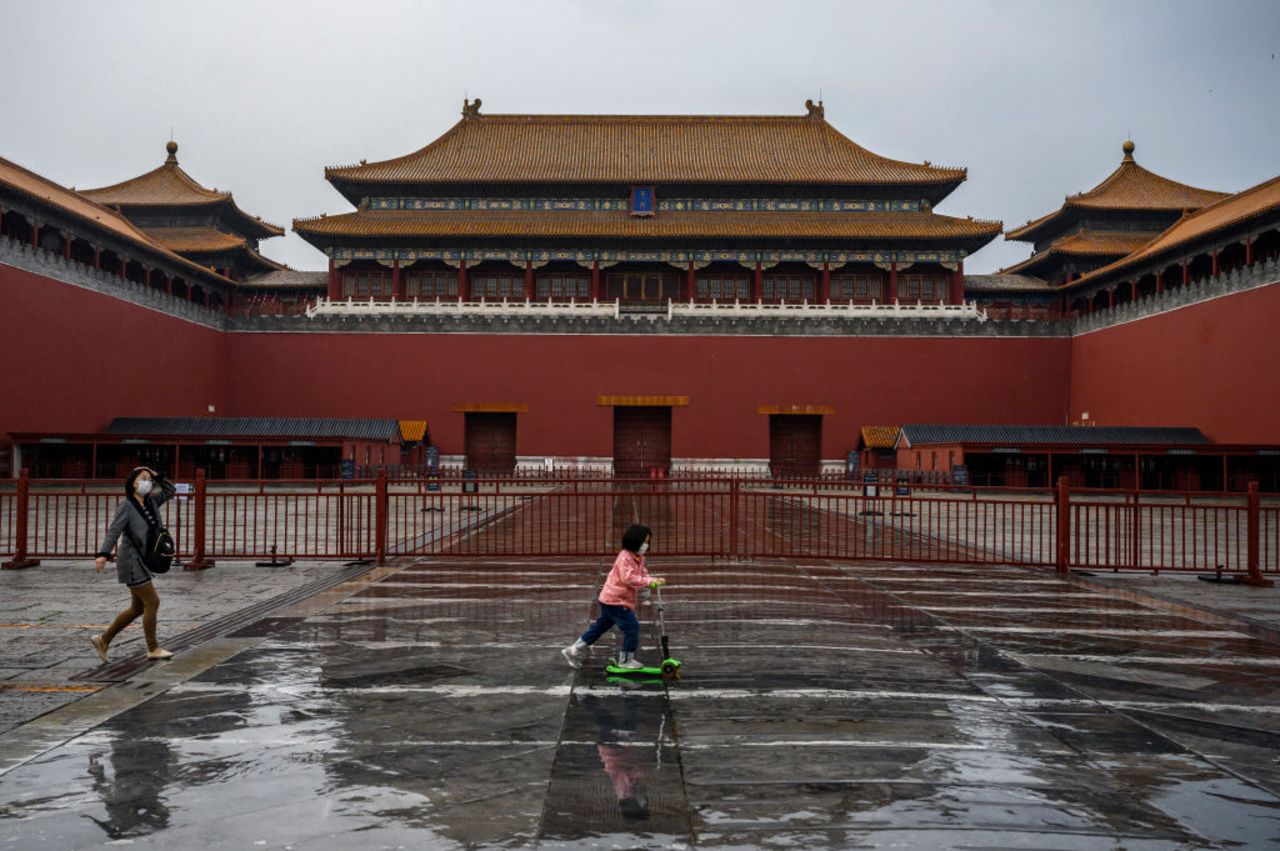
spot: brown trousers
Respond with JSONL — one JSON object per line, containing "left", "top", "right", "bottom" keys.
{"left": 103, "top": 583, "right": 160, "bottom": 651}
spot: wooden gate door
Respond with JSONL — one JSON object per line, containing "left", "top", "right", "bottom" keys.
{"left": 769, "top": 415, "right": 821, "bottom": 478}
{"left": 465, "top": 412, "right": 517, "bottom": 474}
{"left": 613, "top": 406, "right": 672, "bottom": 477}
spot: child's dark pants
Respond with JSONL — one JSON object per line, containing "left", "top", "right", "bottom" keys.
{"left": 580, "top": 603, "right": 640, "bottom": 653}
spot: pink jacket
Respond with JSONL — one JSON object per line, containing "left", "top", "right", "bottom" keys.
{"left": 598, "top": 549, "right": 653, "bottom": 611}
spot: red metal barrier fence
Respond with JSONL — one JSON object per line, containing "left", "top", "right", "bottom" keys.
{"left": 0, "top": 470, "right": 1276, "bottom": 582}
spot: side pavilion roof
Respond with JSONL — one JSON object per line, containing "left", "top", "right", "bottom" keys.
{"left": 1006, "top": 141, "right": 1228, "bottom": 243}
{"left": 81, "top": 142, "right": 284, "bottom": 240}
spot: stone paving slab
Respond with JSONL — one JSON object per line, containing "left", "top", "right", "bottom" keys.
{"left": 2, "top": 553, "right": 1280, "bottom": 847}
{"left": 0, "top": 559, "right": 346, "bottom": 734}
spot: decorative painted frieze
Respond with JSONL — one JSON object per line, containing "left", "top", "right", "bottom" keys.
{"left": 367, "top": 197, "right": 928, "bottom": 213}
{"left": 326, "top": 247, "right": 966, "bottom": 265}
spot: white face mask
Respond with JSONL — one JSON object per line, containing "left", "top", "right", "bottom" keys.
{"left": 638, "top": 542, "right": 649, "bottom": 555}
{"left": 136, "top": 479, "right": 154, "bottom": 496}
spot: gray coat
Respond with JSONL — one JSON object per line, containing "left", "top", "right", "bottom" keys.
{"left": 97, "top": 478, "right": 176, "bottom": 587}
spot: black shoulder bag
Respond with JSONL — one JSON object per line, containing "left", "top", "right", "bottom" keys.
{"left": 127, "top": 499, "right": 176, "bottom": 574}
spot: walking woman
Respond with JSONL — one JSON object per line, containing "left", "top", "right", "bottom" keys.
{"left": 91, "top": 467, "right": 177, "bottom": 661}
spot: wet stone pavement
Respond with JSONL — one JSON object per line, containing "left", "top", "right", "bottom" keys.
{"left": 1, "top": 557, "right": 1279, "bottom": 848}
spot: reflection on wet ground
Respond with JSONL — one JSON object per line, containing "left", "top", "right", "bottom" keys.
{"left": 2, "top": 556, "right": 1280, "bottom": 848}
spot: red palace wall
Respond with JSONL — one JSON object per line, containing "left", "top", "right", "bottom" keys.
{"left": 225, "top": 332, "right": 1070, "bottom": 460}
{"left": 0, "top": 264, "right": 226, "bottom": 439}
{"left": 1069, "top": 284, "right": 1280, "bottom": 444}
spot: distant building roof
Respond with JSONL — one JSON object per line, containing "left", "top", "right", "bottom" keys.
{"left": 80, "top": 141, "right": 284, "bottom": 239}
{"left": 999, "top": 231, "right": 1154, "bottom": 276}
{"left": 145, "top": 226, "right": 285, "bottom": 274}
{"left": 105, "top": 417, "right": 402, "bottom": 442}
{"left": 0, "top": 154, "right": 232, "bottom": 287}
{"left": 1071, "top": 173, "right": 1280, "bottom": 288}
{"left": 897, "top": 424, "right": 1209, "bottom": 448}
{"left": 1006, "top": 141, "right": 1227, "bottom": 243}
{"left": 962, "top": 274, "right": 1054, "bottom": 293}
{"left": 242, "top": 270, "right": 328, "bottom": 289}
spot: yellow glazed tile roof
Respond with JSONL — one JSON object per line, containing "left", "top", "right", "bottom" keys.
{"left": 1072, "top": 173, "right": 1280, "bottom": 287}
{"left": 1007, "top": 141, "right": 1227, "bottom": 241}
{"left": 0, "top": 155, "right": 233, "bottom": 285}
{"left": 293, "top": 209, "right": 1002, "bottom": 241}
{"left": 80, "top": 142, "right": 284, "bottom": 238}
{"left": 999, "top": 231, "right": 1153, "bottom": 274}
{"left": 860, "top": 426, "right": 901, "bottom": 449}
{"left": 326, "top": 110, "right": 967, "bottom": 187}
{"left": 398, "top": 420, "right": 428, "bottom": 442}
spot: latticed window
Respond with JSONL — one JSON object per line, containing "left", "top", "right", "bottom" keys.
{"left": 472, "top": 272, "right": 524, "bottom": 299}
{"left": 342, "top": 271, "right": 392, "bottom": 298}
{"left": 404, "top": 271, "right": 458, "bottom": 298}
{"left": 901, "top": 275, "right": 947, "bottom": 302}
{"left": 696, "top": 275, "right": 751, "bottom": 301}
{"left": 536, "top": 273, "right": 591, "bottom": 299}
{"left": 762, "top": 274, "right": 815, "bottom": 302}
{"left": 830, "top": 274, "right": 883, "bottom": 302}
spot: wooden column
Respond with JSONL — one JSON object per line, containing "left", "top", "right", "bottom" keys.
{"left": 93, "top": 247, "right": 101, "bottom": 270}
{"left": 63, "top": 232, "right": 72, "bottom": 260}
{"left": 1211, "top": 250, "right": 1220, "bottom": 277}
{"left": 591, "top": 260, "right": 601, "bottom": 300}
{"left": 950, "top": 260, "right": 965, "bottom": 304}
{"left": 1181, "top": 259, "right": 1189, "bottom": 286}
{"left": 752, "top": 261, "right": 763, "bottom": 302}
{"left": 888, "top": 261, "right": 899, "bottom": 303}
{"left": 819, "top": 262, "right": 830, "bottom": 303}
{"left": 30, "top": 222, "right": 40, "bottom": 249}
{"left": 327, "top": 258, "right": 339, "bottom": 299}
{"left": 524, "top": 260, "right": 535, "bottom": 300}
{"left": 1246, "top": 235, "right": 1254, "bottom": 266}
{"left": 1156, "top": 276, "right": 1163, "bottom": 295}
{"left": 118, "top": 257, "right": 126, "bottom": 280}
{"left": 1130, "top": 280, "right": 1138, "bottom": 301}
{"left": 164, "top": 274, "right": 172, "bottom": 295}
{"left": 391, "top": 258, "right": 404, "bottom": 299}
{"left": 144, "top": 268, "right": 152, "bottom": 288}
{"left": 457, "top": 259, "right": 469, "bottom": 301}
{"left": 685, "top": 261, "right": 695, "bottom": 301}
{"left": 1107, "top": 288, "right": 1115, "bottom": 308}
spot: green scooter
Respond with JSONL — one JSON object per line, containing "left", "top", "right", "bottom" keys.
{"left": 605, "top": 580, "right": 682, "bottom": 680}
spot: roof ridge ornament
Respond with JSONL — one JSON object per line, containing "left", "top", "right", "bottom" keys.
{"left": 1122, "top": 139, "right": 1136, "bottom": 163}
{"left": 462, "top": 98, "right": 483, "bottom": 119}
{"left": 804, "top": 98, "right": 824, "bottom": 120}
{"left": 165, "top": 140, "right": 178, "bottom": 165}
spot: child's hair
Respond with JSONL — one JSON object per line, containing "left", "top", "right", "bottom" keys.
{"left": 620, "top": 524, "right": 651, "bottom": 553}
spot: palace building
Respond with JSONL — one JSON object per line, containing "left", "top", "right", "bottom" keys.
{"left": 293, "top": 99, "right": 1000, "bottom": 310}
{"left": 1, "top": 101, "right": 1278, "bottom": 484}
{"left": 80, "top": 141, "right": 285, "bottom": 282}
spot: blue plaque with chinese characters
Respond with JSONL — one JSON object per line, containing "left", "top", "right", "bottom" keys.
{"left": 630, "top": 186, "right": 655, "bottom": 217}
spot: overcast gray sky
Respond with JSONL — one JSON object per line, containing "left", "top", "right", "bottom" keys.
{"left": 2, "top": 0, "right": 1277, "bottom": 272}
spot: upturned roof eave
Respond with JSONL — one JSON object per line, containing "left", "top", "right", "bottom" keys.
{"left": 107, "top": 197, "right": 286, "bottom": 239}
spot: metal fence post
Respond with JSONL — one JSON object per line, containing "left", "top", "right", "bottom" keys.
{"left": 2, "top": 468, "right": 40, "bottom": 570}
{"left": 1055, "top": 476, "right": 1070, "bottom": 576}
{"left": 1244, "top": 481, "right": 1274, "bottom": 587}
{"left": 185, "top": 469, "right": 215, "bottom": 571}
{"left": 375, "top": 468, "right": 388, "bottom": 564}
{"left": 729, "top": 478, "right": 740, "bottom": 560}
{"left": 1131, "top": 489, "right": 1141, "bottom": 571}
